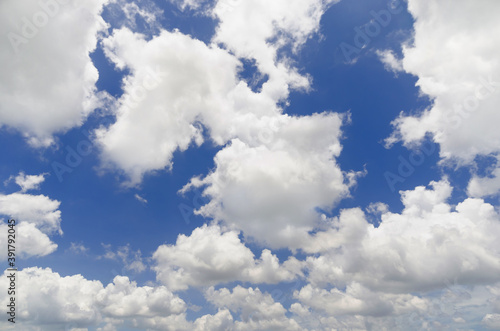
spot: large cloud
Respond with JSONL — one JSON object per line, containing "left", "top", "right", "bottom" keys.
{"left": 0, "top": 267, "right": 299, "bottom": 330}
{"left": 303, "top": 179, "right": 500, "bottom": 292}
{"left": 152, "top": 224, "right": 303, "bottom": 291}
{"left": 2, "top": 177, "right": 498, "bottom": 330}
{"left": 0, "top": 267, "right": 190, "bottom": 331}
{"left": 97, "top": 14, "right": 355, "bottom": 247}
{"left": 97, "top": 27, "right": 279, "bottom": 184}
{"left": 96, "top": 0, "right": 339, "bottom": 185}
{"left": 290, "top": 282, "right": 500, "bottom": 331}
{"left": 0, "top": 0, "right": 109, "bottom": 147}
{"left": 182, "top": 112, "right": 355, "bottom": 248}
{"left": 2, "top": 268, "right": 497, "bottom": 330}
{"left": 279, "top": 179, "right": 500, "bottom": 329}
{"left": 382, "top": 0, "right": 500, "bottom": 195}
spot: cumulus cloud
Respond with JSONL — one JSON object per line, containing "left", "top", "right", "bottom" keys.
{"left": 205, "top": 285, "right": 303, "bottom": 331}
{"left": 182, "top": 112, "right": 355, "bottom": 248}
{"left": 0, "top": 192, "right": 61, "bottom": 233}
{"left": 152, "top": 175, "right": 500, "bottom": 329}
{"left": 96, "top": 0, "right": 339, "bottom": 185}
{"left": 6, "top": 172, "right": 47, "bottom": 192}
{"left": 0, "top": 181, "right": 62, "bottom": 258}
{"left": 2, "top": 179, "right": 499, "bottom": 329}
{"left": 0, "top": 267, "right": 190, "bottom": 331}
{"left": 291, "top": 284, "right": 496, "bottom": 331}
{"left": 193, "top": 309, "right": 234, "bottom": 331}
{"left": 291, "top": 266, "right": 500, "bottom": 330}
{"left": 4, "top": 268, "right": 103, "bottom": 329}
{"left": 96, "top": 275, "right": 186, "bottom": 318}
{"left": 382, "top": 0, "right": 500, "bottom": 194}
{"left": 10, "top": 222, "right": 58, "bottom": 257}
{"left": 294, "top": 283, "right": 427, "bottom": 317}
{"left": 303, "top": 179, "right": 500, "bottom": 293}
{"left": 210, "top": 0, "right": 338, "bottom": 100}
{"left": 96, "top": 27, "right": 257, "bottom": 184}
{"left": 0, "top": 0, "right": 110, "bottom": 146}
{"left": 152, "top": 224, "right": 303, "bottom": 291}
{"left": 0, "top": 267, "right": 310, "bottom": 330}
{"left": 368, "top": 5, "right": 500, "bottom": 329}
{"left": 172, "top": 0, "right": 338, "bottom": 99}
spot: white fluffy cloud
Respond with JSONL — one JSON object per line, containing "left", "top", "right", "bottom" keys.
{"left": 0, "top": 192, "right": 61, "bottom": 233}
{"left": 2, "top": 179, "right": 498, "bottom": 329}
{"left": 295, "top": 283, "right": 427, "bottom": 317}
{"left": 0, "top": 0, "right": 109, "bottom": 146}
{"left": 289, "top": 180, "right": 500, "bottom": 329}
{"left": 290, "top": 282, "right": 500, "bottom": 331}
{"left": 210, "top": 0, "right": 338, "bottom": 100}
{"left": 182, "top": 112, "right": 355, "bottom": 248}
{"left": 96, "top": 275, "right": 186, "bottom": 318}
{"left": 153, "top": 224, "right": 303, "bottom": 291}
{"left": 0, "top": 267, "right": 191, "bottom": 331}
{"left": 0, "top": 180, "right": 62, "bottom": 258}
{"left": 6, "top": 268, "right": 104, "bottom": 328}
{"left": 7, "top": 172, "right": 47, "bottom": 192}
{"left": 303, "top": 179, "right": 500, "bottom": 293}
{"left": 0, "top": 267, "right": 314, "bottom": 330}
{"left": 6, "top": 222, "right": 57, "bottom": 257}
{"left": 97, "top": 27, "right": 283, "bottom": 184}
{"left": 193, "top": 309, "right": 234, "bottom": 331}
{"left": 205, "top": 285, "right": 303, "bottom": 331}
{"left": 96, "top": 0, "right": 339, "bottom": 185}
{"left": 172, "top": 0, "right": 338, "bottom": 100}
{"left": 383, "top": 0, "right": 500, "bottom": 194}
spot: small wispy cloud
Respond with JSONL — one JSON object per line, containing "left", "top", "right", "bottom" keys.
{"left": 69, "top": 242, "right": 89, "bottom": 255}
{"left": 99, "top": 243, "right": 146, "bottom": 273}
{"left": 134, "top": 193, "right": 148, "bottom": 204}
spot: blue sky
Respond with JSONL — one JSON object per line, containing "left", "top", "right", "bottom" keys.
{"left": 1, "top": 0, "right": 500, "bottom": 330}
